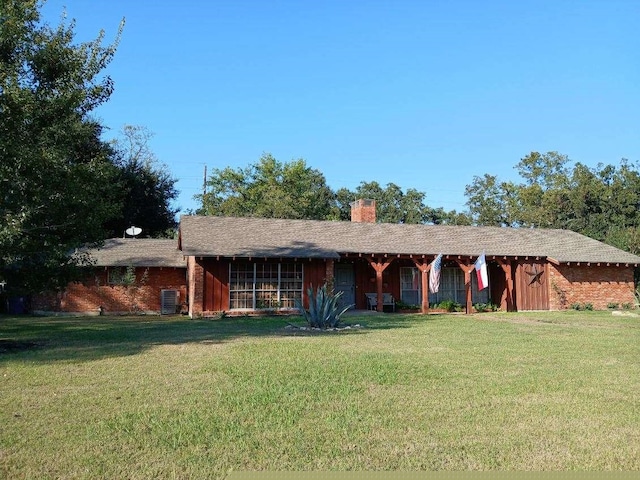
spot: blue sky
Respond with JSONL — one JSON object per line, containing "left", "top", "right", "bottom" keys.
{"left": 41, "top": 0, "right": 639, "bottom": 216}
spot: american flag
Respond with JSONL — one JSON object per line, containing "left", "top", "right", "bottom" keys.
{"left": 429, "top": 253, "right": 443, "bottom": 293}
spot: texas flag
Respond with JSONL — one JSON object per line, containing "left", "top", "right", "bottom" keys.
{"left": 475, "top": 252, "right": 488, "bottom": 290}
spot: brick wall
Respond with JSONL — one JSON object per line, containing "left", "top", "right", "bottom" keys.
{"left": 32, "top": 267, "right": 187, "bottom": 315}
{"left": 350, "top": 199, "right": 376, "bottom": 223}
{"left": 548, "top": 264, "right": 635, "bottom": 310}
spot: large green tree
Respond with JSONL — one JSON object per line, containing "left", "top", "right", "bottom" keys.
{"left": 0, "top": 0, "right": 124, "bottom": 292}
{"left": 105, "top": 125, "right": 179, "bottom": 238}
{"left": 465, "top": 151, "right": 640, "bottom": 254}
{"left": 197, "top": 153, "right": 335, "bottom": 220}
{"left": 334, "top": 181, "right": 431, "bottom": 223}
{"left": 334, "top": 181, "right": 468, "bottom": 224}
{"left": 199, "top": 156, "right": 467, "bottom": 225}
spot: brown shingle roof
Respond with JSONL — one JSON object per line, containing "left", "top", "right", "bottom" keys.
{"left": 87, "top": 238, "right": 186, "bottom": 268}
{"left": 179, "top": 215, "right": 640, "bottom": 265}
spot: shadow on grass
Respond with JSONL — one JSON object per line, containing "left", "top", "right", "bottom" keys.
{"left": 349, "top": 311, "right": 451, "bottom": 331}
{"left": 0, "top": 312, "right": 439, "bottom": 363}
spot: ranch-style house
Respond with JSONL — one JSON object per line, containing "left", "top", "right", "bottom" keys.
{"left": 33, "top": 199, "right": 640, "bottom": 317}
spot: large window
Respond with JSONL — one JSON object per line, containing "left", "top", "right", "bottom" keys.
{"left": 428, "top": 267, "right": 489, "bottom": 305}
{"left": 400, "top": 266, "right": 490, "bottom": 306}
{"left": 229, "top": 262, "right": 303, "bottom": 310}
{"left": 400, "top": 267, "right": 421, "bottom": 305}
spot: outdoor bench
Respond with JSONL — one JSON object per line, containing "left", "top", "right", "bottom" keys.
{"left": 365, "top": 292, "right": 395, "bottom": 312}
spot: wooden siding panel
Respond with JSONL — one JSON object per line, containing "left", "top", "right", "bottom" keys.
{"left": 489, "top": 262, "right": 506, "bottom": 308}
{"left": 354, "top": 261, "right": 372, "bottom": 309}
{"left": 303, "top": 260, "right": 326, "bottom": 292}
{"left": 301, "top": 260, "right": 325, "bottom": 308}
{"left": 515, "top": 261, "right": 549, "bottom": 310}
{"left": 204, "top": 262, "right": 215, "bottom": 312}
{"left": 202, "top": 258, "right": 230, "bottom": 312}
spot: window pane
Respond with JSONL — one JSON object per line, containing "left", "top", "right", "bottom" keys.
{"left": 279, "top": 263, "right": 303, "bottom": 309}
{"left": 400, "top": 267, "right": 421, "bottom": 305}
{"left": 229, "top": 262, "right": 304, "bottom": 310}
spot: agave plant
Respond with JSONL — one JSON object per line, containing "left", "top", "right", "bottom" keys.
{"left": 295, "top": 284, "right": 353, "bottom": 329}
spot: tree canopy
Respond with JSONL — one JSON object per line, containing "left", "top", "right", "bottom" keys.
{"left": 0, "top": 0, "right": 124, "bottom": 292}
{"left": 334, "top": 181, "right": 435, "bottom": 224}
{"left": 198, "top": 154, "right": 469, "bottom": 225}
{"left": 105, "top": 125, "right": 179, "bottom": 238}
{"left": 465, "top": 151, "right": 640, "bottom": 254}
{"left": 197, "top": 153, "right": 335, "bottom": 220}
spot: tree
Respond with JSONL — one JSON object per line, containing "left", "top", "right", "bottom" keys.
{"left": 0, "top": 1, "right": 124, "bottom": 292}
{"left": 464, "top": 174, "right": 517, "bottom": 227}
{"left": 464, "top": 151, "right": 640, "bottom": 256}
{"left": 197, "top": 153, "right": 334, "bottom": 220}
{"left": 334, "top": 181, "right": 440, "bottom": 224}
{"left": 429, "top": 208, "right": 473, "bottom": 226}
{"left": 105, "top": 125, "right": 179, "bottom": 238}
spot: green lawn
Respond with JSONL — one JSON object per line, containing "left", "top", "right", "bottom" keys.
{"left": 1, "top": 311, "right": 639, "bottom": 477}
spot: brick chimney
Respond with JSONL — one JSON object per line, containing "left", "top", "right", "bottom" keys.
{"left": 350, "top": 199, "right": 376, "bottom": 223}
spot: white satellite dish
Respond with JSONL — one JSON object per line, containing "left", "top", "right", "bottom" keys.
{"left": 125, "top": 226, "right": 142, "bottom": 238}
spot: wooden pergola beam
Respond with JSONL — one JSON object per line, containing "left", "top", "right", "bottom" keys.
{"left": 366, "top": 257, "right": 394, "bottom": 312}
{"left": 453, "top": 259, "right": 475, "bottom": 314}
{"left": 495, "top": 258, "right": 515, "bottom": 312}
{"left": 412, "top": 259, "right": 433, "bottom": 314}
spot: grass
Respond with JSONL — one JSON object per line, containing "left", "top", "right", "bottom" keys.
{"left": 1, "top": 310, "right": 639, "bottom": 477}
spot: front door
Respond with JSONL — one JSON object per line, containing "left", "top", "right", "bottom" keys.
{"left": 334, "top": 264, "right": 355, "bottom": 310}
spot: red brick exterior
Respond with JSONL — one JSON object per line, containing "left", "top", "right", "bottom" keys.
{"left": 548, "top": 264, "right": 636, "bottom": 310}
{"left": 350, "top": 199, "right": 376, "bottom": 223}
{"left": 31, "top": 259, "right": 636, "bottom": 316}
{"left": 184, "top": 257, "right": 637, "bottom": 315}
{"left": 32, "top": 267, "right": 187, "bottom": 315}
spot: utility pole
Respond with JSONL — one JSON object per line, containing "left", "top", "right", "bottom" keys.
{"left": 202, "top": 164, "right": 207, "bottom": 198}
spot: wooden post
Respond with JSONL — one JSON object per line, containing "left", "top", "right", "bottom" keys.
{"left": 376, "top": 270, "right": 384, "bottom": 312}
{"left": 465, "top": 268, "right": 472, "bottom": 313}
{"left": 412, "top": 259, "right": 431, "bottom": 314}
{"left": 495, "top": 259, "right": 514, "bottom": 312}
{"left": 366, "top": 258, "right": 394, "bottom": 312}
{"left": 454, "top": 260, "right": 475, "bottom": 314}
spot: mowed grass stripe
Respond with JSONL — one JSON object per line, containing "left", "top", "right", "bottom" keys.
{"left": 1, "top": 311, "right": 639, "bottom": 477}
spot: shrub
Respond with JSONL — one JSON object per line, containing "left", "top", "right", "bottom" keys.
{"left": 607, "top": 302, "right": 619, "bottom": 310}
{"left": 622, "top": 302, "right": 633, "bottom": 310}
{"left": 474, "top": 302, "right": 499, "bottom": 313}
{"left": 583, "top": 302, "right": 594, "bottom": 311}
{"left": 436, "top": 299, "right": 462, "bottom": 312}
{"left": 395, "top": 301, "right": 420, "bottom": 310}
{"left": 570, "top": 303, "right": 582, "bottom": 311}
{"left": 295, "top": 284, "right": 353, "bottom": 329}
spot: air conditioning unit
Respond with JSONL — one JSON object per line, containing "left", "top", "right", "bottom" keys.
{"left": 160, "top": 289, "right": 179, "bottom": 315}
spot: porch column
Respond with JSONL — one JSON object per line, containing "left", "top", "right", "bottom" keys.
{"left": 188, "top": 256, "right": 205, "bottom": 318}
{"left": 366, "top": 257, "right": 394, "bottom": 312}
{"left": 325, "top": 259, "right": 335, "bottom": 292}
{"left": 412, "top": 259, "right": 431, "bottom": 314}
{"left": 455, "top": 260, "right": 475, "bottom": 314}
{"left": 495, "top": 259, "right": 515, "bottom": 312}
